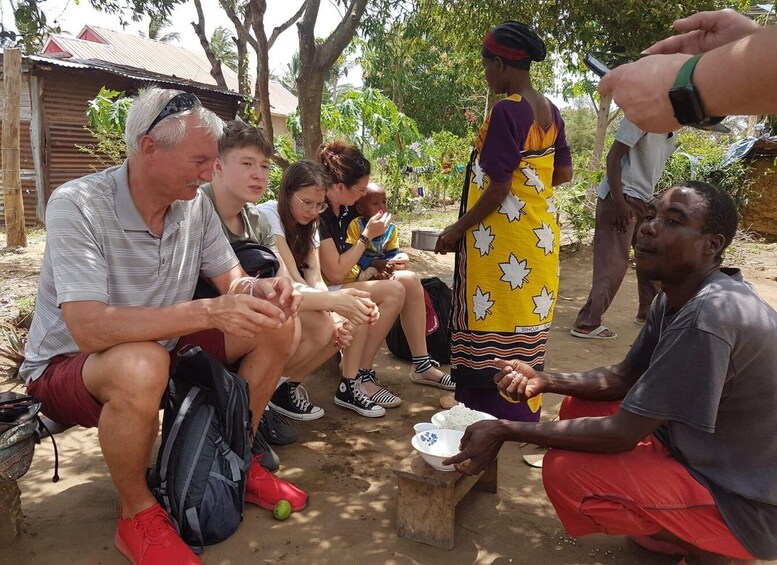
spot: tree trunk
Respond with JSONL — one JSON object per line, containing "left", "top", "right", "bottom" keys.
{"left": 295, "top": 0, "right": 368, "bottom": 157}
{"left": 2, "top": 48, "right": 26, "bottom": 247}
{"left": 191, "top": 0, "right": 227, "bottom": 89}
{"left": 298, "top": 68, "right": 327, "bottom": 158}
{"left": 236, "top": 37, "right": 249, "bottom": 117}
{"left": 587, "top": 92, "right": 613, "bottom": 207}
{"left": 589, "top": 92, "right": 612, "bottom": 174}
{"left": 250, "top": 0, "right": 274, "bottom": 142}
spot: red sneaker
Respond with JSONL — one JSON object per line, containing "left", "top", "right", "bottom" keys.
{"left": 114, "top": 503, "right": 200, "bottom": 565}
{"left": 245, "top": 456, "right": 308, "bottom": 512}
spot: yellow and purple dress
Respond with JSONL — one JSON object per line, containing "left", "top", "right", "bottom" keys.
{"left": 451, "top": 94, "right": 571, "bottom": 421}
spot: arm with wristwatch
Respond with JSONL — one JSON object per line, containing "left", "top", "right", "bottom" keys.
{"left": 599, "top": 10, "right": 777, "bottom": 133}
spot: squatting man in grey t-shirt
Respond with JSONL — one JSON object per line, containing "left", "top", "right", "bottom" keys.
{"left": 444, "top": 181, "right": 777, "bottom": 563}
{"left": 20, "top": 87, "right": 308, "bottom": 565}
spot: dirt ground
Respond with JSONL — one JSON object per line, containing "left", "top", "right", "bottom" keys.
{"left": 1, "top": 232, "right": 776, "bottom": 565}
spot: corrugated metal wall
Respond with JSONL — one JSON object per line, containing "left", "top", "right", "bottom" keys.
{"left": 0, "top": 73, "right": 39, "bottom": 225}
{"left": 1, "top": 64, "right": 238, "bottom": 226}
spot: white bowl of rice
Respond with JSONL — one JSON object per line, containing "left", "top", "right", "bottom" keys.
{"left": 431, "top": 404, "right": 497, "bottom": 431}
{"left": 411, "top": 429, "right": 464, "bottom": 472}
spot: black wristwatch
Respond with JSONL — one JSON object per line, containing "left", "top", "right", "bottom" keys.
{"left": 668, "top": 54, "right": 726, "bottom": 130}
{"left": 358, "top": 234, "right": 370, "bottom": 245}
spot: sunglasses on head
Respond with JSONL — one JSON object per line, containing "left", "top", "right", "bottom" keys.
{"left": 145, "top": 92, "right": 201, "bottom": 135}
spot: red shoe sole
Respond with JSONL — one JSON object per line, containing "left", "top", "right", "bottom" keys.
{"left": 114, "top": 530, "right": 137, "bottom": 565}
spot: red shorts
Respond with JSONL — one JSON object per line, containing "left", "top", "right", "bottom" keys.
{"left": 541, "top": 397, "right": 754, "bottom": 560}
{"left": 27, "top": 330, "right": 227, "bottom": 429}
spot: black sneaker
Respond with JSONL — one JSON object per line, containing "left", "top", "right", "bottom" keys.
{"left": 357, "top": 369, "right": 402, "bottom": 408}
{"left": 260, "top": 407, "right": 298, "bottom": 446}
{"left": 269, "top": 381, "right": 325, "bottom": 421}
{"left": 251, "top": 431, "right": 280, "bottom": 472}
{"left": 334, "top": 377, "right": 386, "bottom": 418}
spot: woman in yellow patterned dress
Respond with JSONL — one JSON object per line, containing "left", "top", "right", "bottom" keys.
{"left": 436, "top": 21, "right": 573, "bottom": 422}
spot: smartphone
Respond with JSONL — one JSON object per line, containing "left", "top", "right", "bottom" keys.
{"left": 583, "top": 54, "right": 610, "bottom": 77}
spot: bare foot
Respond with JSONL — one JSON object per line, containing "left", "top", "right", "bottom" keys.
{"left": 360, "top": 380, "right": 381, "bottom": 396}
{"left": 419, "top": 366, "right": 446, "bottom": 383}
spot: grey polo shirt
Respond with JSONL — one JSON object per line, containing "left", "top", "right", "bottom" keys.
{"left": 597, "top": 117, "right": 678, "bottom": 202}
{"left": 20, "top": 162, "right": 238, "bottom": 384}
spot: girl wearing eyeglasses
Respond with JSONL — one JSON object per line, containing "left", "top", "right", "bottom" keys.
{"left": 259, "top": 160, "right": 396, "bottom": 418}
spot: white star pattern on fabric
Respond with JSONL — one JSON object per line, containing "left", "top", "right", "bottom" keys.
{"left": 472, "top": 286, "right": 494, "bottom": 321}
{"left": 499, "top": 254, "right": 532, "bottom": 290}
{"left": 532, "top": 286, "right": 555, "bottom": 320}
{"left": 546, "top": 196, "right": 556, "bottom": 215}
{"left": 534, "top": 222, "right": 555, "bottom": 256}
{"left": 472, "top": 158, "right": 486, "bottom": 189}
{"left": 472, "top": 222, "right": 495, "bottom": 256}
{"left": 498, "top": 193, "right": 526, "bottom": 222}
{"left": 521, "top": 164, "right": 545, "bottom": 194}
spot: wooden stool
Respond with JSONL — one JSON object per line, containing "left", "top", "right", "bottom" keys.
{"left": 395, "top": 453, "right": 498, "bottom": 549}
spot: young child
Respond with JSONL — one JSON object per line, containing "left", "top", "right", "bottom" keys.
{"left": 344, "top": 182, "right": 409, "bottom": 282}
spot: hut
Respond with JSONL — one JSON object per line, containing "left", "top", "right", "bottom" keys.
{"left": 0, "top": 25, "right": 297, "bottom": 225}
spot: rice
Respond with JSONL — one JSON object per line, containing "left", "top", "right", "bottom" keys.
{"left": 441, "top": 404, "right": 487, "bottom": 431}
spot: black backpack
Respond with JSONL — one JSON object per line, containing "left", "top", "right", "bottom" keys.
{"left": 194, "top": 241, "right": 280, "bottom": 299}
{"left": 386, "top": 277, "right": 452, "bottom": 364}
{"left": 147, "top": 346, "right": 253, "bottom": 551}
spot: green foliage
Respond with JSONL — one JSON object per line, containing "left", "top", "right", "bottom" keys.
{"left": 78, "top": 87, "right": 131, "bottom": 167}
{"left": 265, "top": 136, "right": 303, "bottom": 202}
{"left": 143, "top": 13, "right": 180, "bottom": 43}
{"left": 555, "top": 176, "right": 597, "bottom": 246}
{"left": 288, "top": 87, "right": 422, "bottom": 186}
{"left": 561, "top": 103, "right": 599, "bottom": 160}
{"left": 416, "top": 131, "right": 470, "bottom": 206}
{"left": 210, "top": 26, "right": 239, "bottom": 72}
{"left": 361, "top": 19, "right": 485, "bottom": 137}
{"left": 360, "top": 5, "right": 559, "bottom": 138}
{"left": 658, "top": 129, "right": 756, "bottom": 211}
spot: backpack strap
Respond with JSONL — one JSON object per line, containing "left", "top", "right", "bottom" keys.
{"left": 157, "top": 386, "right": 202, "bottom": 512}
{"left": 215, "top": 435, "right": 245, "bottom": 481}
{"left": 184, "top": 507, "right": 205, "bottom": 554}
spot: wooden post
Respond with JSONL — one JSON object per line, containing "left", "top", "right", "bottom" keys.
{"left": 2, "top": 48, "right": 26, "bottom": 247}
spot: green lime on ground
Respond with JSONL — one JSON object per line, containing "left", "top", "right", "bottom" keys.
{"left": 273, "top": 499, "right": 292, "bottom": 520}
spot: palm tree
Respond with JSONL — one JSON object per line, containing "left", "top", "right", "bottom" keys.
{"left": 209, "top": 26, "right": 238, "bottom": 72}
{"left": 278, "top": 53, "right": 300, "bottom": 95}
{"left": 140, "top": 14, "right": 181, "bottom": 43}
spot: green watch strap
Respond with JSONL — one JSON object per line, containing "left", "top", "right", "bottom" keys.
{"left": 672, "top": 54, "right": 703, "bottom": 89}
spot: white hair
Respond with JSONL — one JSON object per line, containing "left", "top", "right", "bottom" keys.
{"left": 125, "top": 86, "right": 225, "bottom": 157}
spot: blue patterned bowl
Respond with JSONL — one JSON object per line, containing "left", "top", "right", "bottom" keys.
{"left": 411, "top": 429, "right": 464, "bottom": 472}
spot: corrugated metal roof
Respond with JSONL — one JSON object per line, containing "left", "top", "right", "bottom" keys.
{"left": 45, "top": 26, "right": 242, "bottom": 91}
{"left": 267, "top": 80, "right": 298, "bottom": 116}
{"left": 38, "top": 25, "right": 298, "bottom": 116}
{"left": 27, "top": 53, "right": 241, "bottom": 98}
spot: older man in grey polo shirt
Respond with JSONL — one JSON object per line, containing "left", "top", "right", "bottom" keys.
{"left": 20, "top": 87, "right": 306, "bottom": 565}
{"left": 572, "top": 117, "right": 678, "bottom": 340}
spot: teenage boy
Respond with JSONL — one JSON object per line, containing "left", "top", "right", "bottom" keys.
{"left": 202, "top": 121, "right": 376, "bottom": 427}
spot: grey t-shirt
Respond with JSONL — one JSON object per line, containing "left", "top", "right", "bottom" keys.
{"left": 622, "top": 268, "right": 777, "bottom": 559}
{"left": 20, "top": 163, "right": 238, "bottom": 384}
{"left": 200, "top": 183, "right": 279, "bottom": 254}
{"left": 597, "top": 117, "right": 678, "bottom": 201}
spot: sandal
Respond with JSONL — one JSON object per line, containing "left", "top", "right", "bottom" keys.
{"left": 410, "top": 355, "right": 455, "bottom": 391}
{"left": 570, "top": 325, "right": 617, "bottom": 340}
